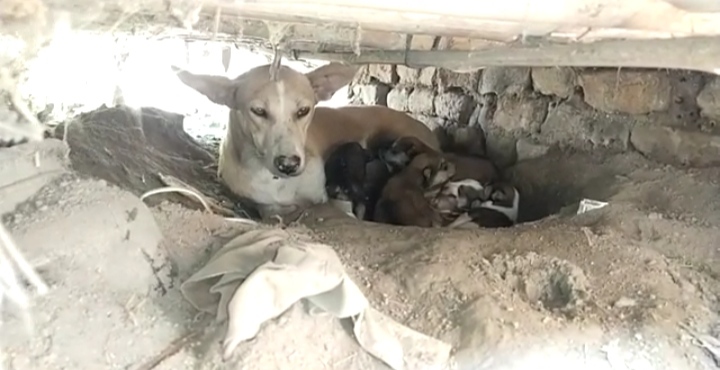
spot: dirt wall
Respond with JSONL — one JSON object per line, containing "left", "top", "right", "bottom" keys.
{"left": 349, "top": 65, "right": 720, "bottom": 169}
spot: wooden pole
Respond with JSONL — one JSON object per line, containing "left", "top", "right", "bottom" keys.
{"left": 294, "top": 36, "right": 720, "bottom": 73}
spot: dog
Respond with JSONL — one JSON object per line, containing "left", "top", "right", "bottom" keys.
{"left": 361, "top": 158, "right": 393, "bottom": 221}
{"left": 380, "top": 136, "right": 500, "bottom": 184}
{"left": 373, "top": 152, "right": 455, "bottom": 227}
{"left": 430, "top": 179, "right": 485, "bottom": 215}
{"left": 447, "top": 182, "right": 520, "bottom": 229}
{"left": 324, "top": 142, "right": 373, "bottom": 219}
{"left": 172, "top": 63, "right": 440, "bottom": 222}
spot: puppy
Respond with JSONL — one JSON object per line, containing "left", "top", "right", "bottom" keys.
{"left": 362, "top": 158, "right": 393, "bottom": 221}
{"left": 324, "top": 142, "right": 373, "bottom": 218}
{"left": 447, "top": 182, "right": 520, "bottom": 229}
{"left": 430, "top": 179, "right": 485, "bottom": 215}
{"left": 379, "top": 136, "right": 432, "bottom": 173}
{"left": 373, "top": 152, "right": 456, "bottom": 227}
{"left": 475, "top": 182, "right": 520, "bottom": 224}
{"left": 380, "top": 136, "right": 500, "bottom": 184}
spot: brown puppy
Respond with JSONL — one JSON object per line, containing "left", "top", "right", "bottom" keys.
{"left": 380, "top": 136, "right": 500, "bottom": 184}
{"left": 373, "top": 152, "right": 456, "bottom": 227}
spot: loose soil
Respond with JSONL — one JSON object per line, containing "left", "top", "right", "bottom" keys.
{"left": 1, "top": 105, "right": 718, "bottom": 370}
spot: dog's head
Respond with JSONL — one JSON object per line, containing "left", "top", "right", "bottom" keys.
{"left": 381, "top": 136, "right": 432, "bottom": 172}
{"left": 485, "top": 184, "right": 517, "bottom": 207}
{"left": 431, "top": 179, "right": 484, "bottom": 212}
{"left": 409, "top": 152, "right": 456, "bottom": 190}
{"left": 325, "top": 142, "right": 372, "bottom": 198}
{"left": 172, "top": 62, "right": 359, "bottom": 178}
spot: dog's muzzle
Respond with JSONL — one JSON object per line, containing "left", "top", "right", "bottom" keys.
{"left": 273, "top": 155, "right": 302, "bottom": 176}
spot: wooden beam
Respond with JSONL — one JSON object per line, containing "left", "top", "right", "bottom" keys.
{"left": 294, "top": 36, "right": 720, "bottom": 73}
{"left": 204, "top": 0, "right": 720, "bottom": 40}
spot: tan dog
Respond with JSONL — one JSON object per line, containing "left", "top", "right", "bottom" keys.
{"left": 380, "top": 136, "right": 500, "bottom": 184}
{"left": 373, "top": 152, "right": 455, "bottom": 227}
{"left": 172, "top": 63, "right": 439, "bottom": 221}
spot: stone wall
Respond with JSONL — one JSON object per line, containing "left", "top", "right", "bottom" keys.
{"left": 349, "top": 65, "right": 720, "bottom": 168}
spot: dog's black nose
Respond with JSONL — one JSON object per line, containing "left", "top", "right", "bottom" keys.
{"left": 274, "top": 155, "right": 301, "bottom": 175}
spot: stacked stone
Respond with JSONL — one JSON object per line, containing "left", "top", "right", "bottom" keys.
{"left": 349, "top": 64, "right": 720, "bottom": 168}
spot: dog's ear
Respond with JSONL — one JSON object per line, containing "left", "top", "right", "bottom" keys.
{"left": 172, "top": 66, "right": 237, "bottom": 108}
{"left": 305, "top": 62, "right": 361, "bottom": 101}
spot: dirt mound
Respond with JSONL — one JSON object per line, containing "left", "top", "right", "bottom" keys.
{"left": 54, "top": 105, "right": 254, "bottom": 217}
{"left": 1, "top": 105, "right": 719, "bottom": 369}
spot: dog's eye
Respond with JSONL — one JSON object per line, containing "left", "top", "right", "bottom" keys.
{"left": 250, "top": 107, "right": 267, "bottom": 118}
{"left": 296, "top": 106, "right": 311, "bottom": 119}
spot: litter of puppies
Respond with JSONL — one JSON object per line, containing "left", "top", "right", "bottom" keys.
{"left": 324, "top": 133, "right": 521, "bottom": 229}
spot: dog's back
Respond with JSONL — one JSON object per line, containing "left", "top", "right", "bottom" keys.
{"left": 310, "top": 106, "right": 440, "bottom": 160}
{"left": 444, "top": 153, "right": 500, "bottom": 184}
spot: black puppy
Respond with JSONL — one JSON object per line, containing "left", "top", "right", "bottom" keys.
{"left": 325, "top": 142, "right": 374, "bottom": 218}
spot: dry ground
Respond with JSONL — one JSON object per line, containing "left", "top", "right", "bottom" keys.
{"left": 0, "top": 105, "right": 719, "bottom": 369}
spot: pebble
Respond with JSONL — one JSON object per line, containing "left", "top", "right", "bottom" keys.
{"left": 648, "top": 212, "right": 663, "bottom": 220}
{"left": 614, "top": 296, "right": 637, "bottom": 308}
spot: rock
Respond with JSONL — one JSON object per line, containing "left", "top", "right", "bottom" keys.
{"left": 613, "top": 297, "right": 638, "bottom": 308}
{"left": 516, "top": 138, "right": 550, "bottom": 161}
{"left": 479, "top": 67, "right": 532, "bottom": 96}
{"left": 470, "top": 94, "right": 496, "bottom": 127}
{"left": 630, "top": 124, "right": 720, "bottom": 167}
{"left": 418, "top": 68, "right": 437, "bottom": 87}
{"left": 351, "top": 65, "right": 371, "bottom": 84}
{"left": 367, "top": 64, "right": 397, "bottom": 84}
{"left": 540, "top": 99, "right": 632, "bottom": 151}
{"left": 531, "top": 67, "right": 577, "bottom": 98}
{"left": 578, "top": 69, "right": 671, "bottom": 114}
{"left": 351, "top": 83, "right": 390, "bottom": 106}
{"left": 408, "top": 88, "right": 436, "bottom": 115}
{"left": 492, "top": 92, "right": 549, "bottom": 134}
{"left": 397, "top": 65, "right": 419, "bottom": 85}
{"left": 436, "top": 68, "right": 480, "bottom": 93}
{"left": 0, "top": 139, "right": 71, "bottom": 215}
{"left": 434, "top": 91, "right": 473, "bottom": 124}
{"left": 387, "top": 87, "right": 411, "bottom": 111}
{"left": 665, "top": 70, "right": 704, "bottom": 127}
{"left": 697, "top": 76, "right": 720, "bottom": 121}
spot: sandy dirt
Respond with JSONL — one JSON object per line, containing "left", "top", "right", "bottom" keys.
{"left": 0, "top": 105, "right": 719, "bottom": 369}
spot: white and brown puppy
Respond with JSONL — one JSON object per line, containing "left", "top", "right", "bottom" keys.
{"left": 172, "top": 63, "right": 439, "bottom": 222}
{"left": 373, "top": 152, "right": 455, "bottom": 228}
{"left": 429, "top": 179, "right": 485, "bottom": 215}
{"left": 447, "top": 182, "right": 520, "bottom": 229}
